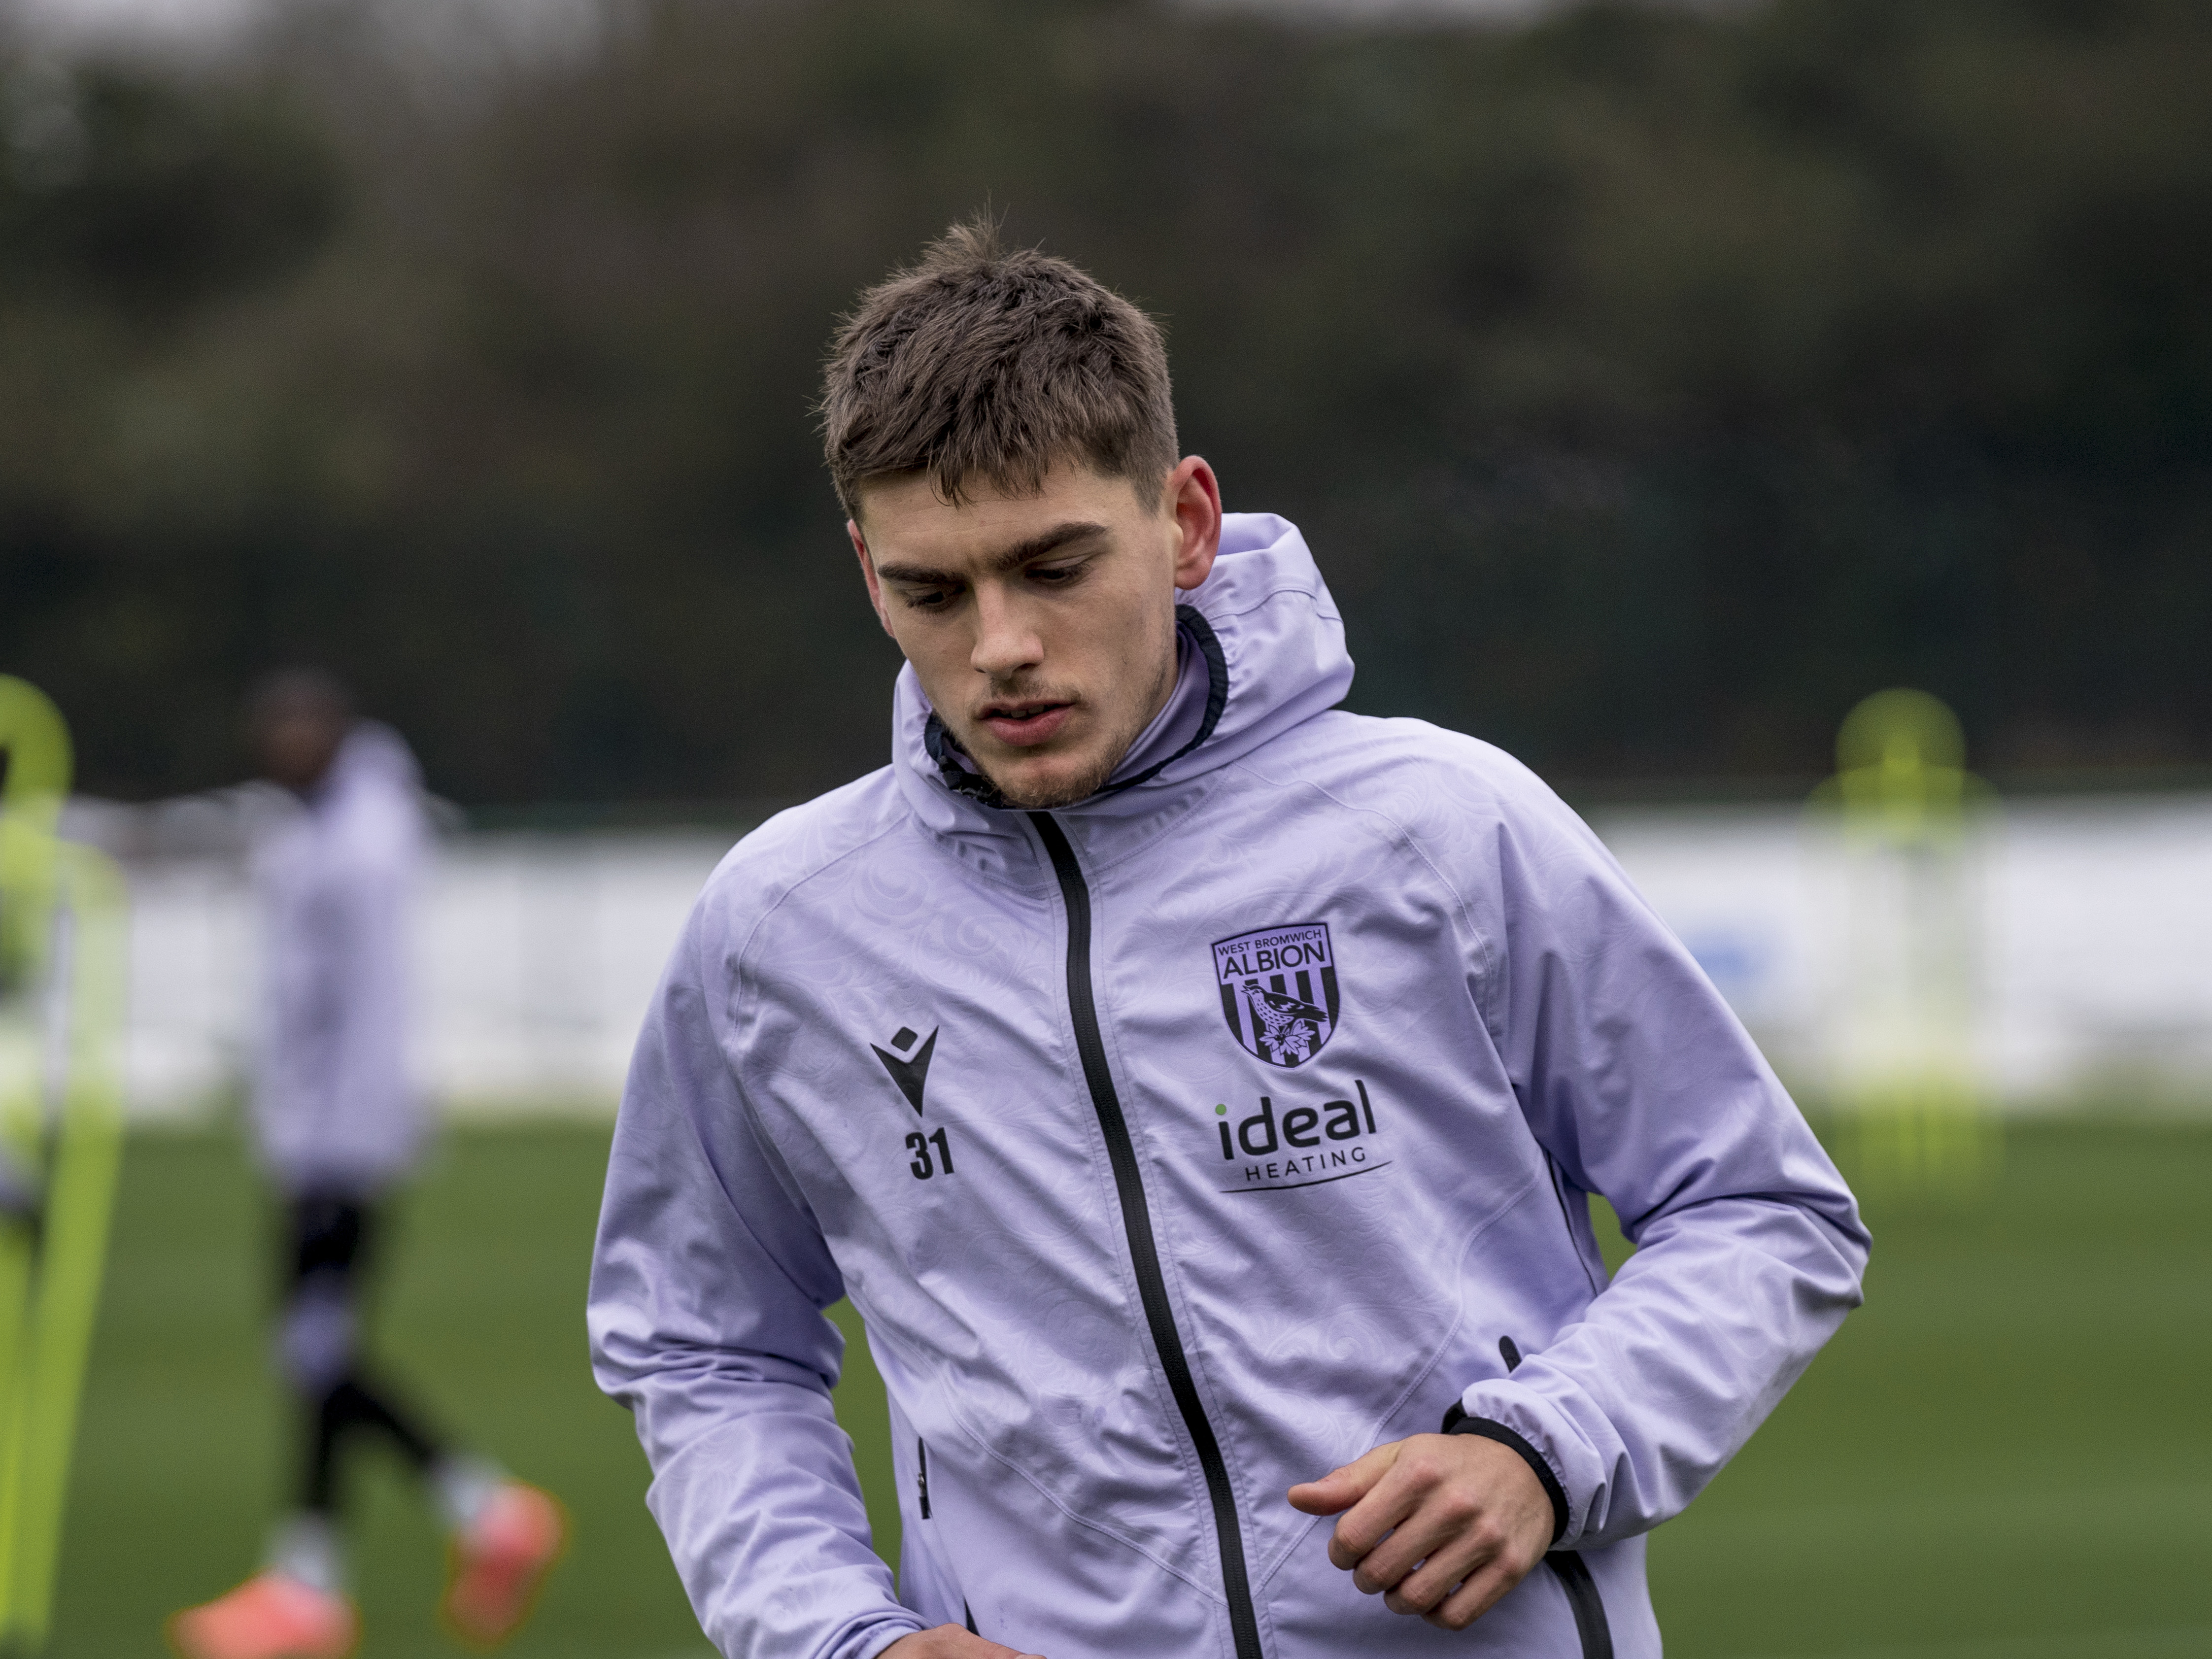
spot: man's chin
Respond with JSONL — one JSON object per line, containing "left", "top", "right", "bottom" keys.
{"left": 976, "top": 748, "right": 1121, "bottom": 811}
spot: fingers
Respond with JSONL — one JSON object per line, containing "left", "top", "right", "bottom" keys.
{"left": 1323, "top": 1436, "right": 1452, "bottom": 1575}
{"left": 1420, "top": 1555, "right": 1527, "bottom": 1632}
{"left": 1286, "top": 1439, "right": 1401, "bottom": 1519}
{"left": 1377, "top": 1506, "right": 1530, "bottom": 1619}
{"left": 1309, "top": 1433, "right": 1549, "bottom": 1626}
{"left": 1355, "top": 1482, "right": 1490, "bottom": 1596}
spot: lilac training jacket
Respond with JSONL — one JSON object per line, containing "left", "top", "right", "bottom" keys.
{"left": 588, "top": 513, "right": 1869, "bottom": 1659}
{"left": 251, "top": 721, "right": 427, "bottom": 1197}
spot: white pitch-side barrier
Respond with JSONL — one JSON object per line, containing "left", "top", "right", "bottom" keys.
{"left": 72, "top": 795, "right": 2212, "bottom": 1120}
{"left": 1595, "top": 794, "right": 2212, "bottom": 1112}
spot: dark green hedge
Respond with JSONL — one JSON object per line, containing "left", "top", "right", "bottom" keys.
{"left": 5, "top": 0, "right": 2208, "bottom": 804}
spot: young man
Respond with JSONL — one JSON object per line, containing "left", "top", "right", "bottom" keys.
{"left": 170, "top": 672, "right": 565, "bottom": 1659}
{"left": 589, "top": 223, "right": 1868, "bottom": 1659}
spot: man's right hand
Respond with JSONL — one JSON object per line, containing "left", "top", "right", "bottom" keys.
{"left": 883, "top": 1625, "right": 1044, "bottom": 1659}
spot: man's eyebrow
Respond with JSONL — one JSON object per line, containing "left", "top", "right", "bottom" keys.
{"left": 874, "top": 520, "right": 1109, "bottom": 586}
{"left": 986, "top": 520, "right": 1109, "bottom": 573}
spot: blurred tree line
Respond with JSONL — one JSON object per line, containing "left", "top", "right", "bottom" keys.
{"left": 3, "top": 0, "right": 2208, "bottom": 807}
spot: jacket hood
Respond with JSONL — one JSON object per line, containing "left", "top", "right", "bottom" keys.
{"left": 891, "top": 512, "right": 1352, "bottom": 845}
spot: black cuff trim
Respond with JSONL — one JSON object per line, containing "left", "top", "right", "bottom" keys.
{"left": 1440, "top": 1403, "right": 1569, "bottom": 1546}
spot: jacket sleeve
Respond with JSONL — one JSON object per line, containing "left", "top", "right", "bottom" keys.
{"left": 1450, "top": 776, "right": 1870, "bottom": 1548}
{"left": 587, "top": 902, "right": 925, "bottom": 1659}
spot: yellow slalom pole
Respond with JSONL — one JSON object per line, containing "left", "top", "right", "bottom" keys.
{"left": 0, "top": 678, "right": 128, "bottom": 1654}
{"left": 0, "top": 677, "right": 73, "bottom": 1648}
{"left": 0, "top": 846, "right": 125, "bottom": 1651}
{"left": 0, "top": 678, "right": 69, "bottom": 1008}
{"left": 1812, "top": 688, "right": 1998, "bottom": 1197}
{"left": 0, "top": 1178, "right": 32, "bottom": 1648}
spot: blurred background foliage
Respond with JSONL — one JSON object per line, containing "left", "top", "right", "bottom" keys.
{"left": 3, "top": 0, "right": 2209, "bottom": 806}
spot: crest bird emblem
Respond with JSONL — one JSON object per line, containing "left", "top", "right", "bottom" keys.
{"left": 1211, "top": 922, "right": 1339, "bottom": 1068}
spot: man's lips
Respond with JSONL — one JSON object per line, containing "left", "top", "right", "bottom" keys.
{"left": 978, "top": 701, "right": 1075, "bottom": 748}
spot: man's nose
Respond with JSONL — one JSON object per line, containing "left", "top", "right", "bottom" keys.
{"left": 970, "top": 585, "right": 1044, "bottom": 678}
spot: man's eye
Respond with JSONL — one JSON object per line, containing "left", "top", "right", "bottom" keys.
{"left": 902, "top": 588, "right": 956, "bottom": 610}
{"left": 1031, "top": 563, "right": 1083, "bottom": 585}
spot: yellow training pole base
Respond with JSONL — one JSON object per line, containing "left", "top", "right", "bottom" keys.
{"left": 1845, "top": 1079, "right": 2002, "bottom": 1201}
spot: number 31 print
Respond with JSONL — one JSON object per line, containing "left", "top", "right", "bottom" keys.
{"left": 906, "top": 1126, "right": 955, "bottom": 1179}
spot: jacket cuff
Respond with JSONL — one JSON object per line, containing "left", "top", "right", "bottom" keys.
{"left": 1441, "top": 1401, "right": 1568, "bottom": 1546}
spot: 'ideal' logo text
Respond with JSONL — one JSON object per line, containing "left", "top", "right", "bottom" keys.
{"left": 1210, "top": 1080, "right": 1391, "bottom": 1194}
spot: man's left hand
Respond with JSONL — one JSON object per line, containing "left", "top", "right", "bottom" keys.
{"left": 1287, "top": 1433, "right": 1555, "bottom": 1631}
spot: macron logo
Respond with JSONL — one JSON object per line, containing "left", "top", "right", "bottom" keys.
{"left": 870, "top": 1025, "right": 938, "bottom": 1115}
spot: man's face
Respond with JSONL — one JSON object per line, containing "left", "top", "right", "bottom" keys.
{"left": 852, "top": 457, "right": 1222, "bottom": 809}
{"left": 254, "top": 707, "right": 347, "bottom": 793}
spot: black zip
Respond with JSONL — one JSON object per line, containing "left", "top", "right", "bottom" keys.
{"left": 1458, "top": 1336, "right": 1612, "bottom": 1659}
{"left": 917, "top": 1437, "right": 931, "bottom": 1520}
{"left": 1546, "top": 1551, "right": 1613, "bottom": 1659}
{"left": 1030, "top": 812, "right": 1265, "bottom": 1659}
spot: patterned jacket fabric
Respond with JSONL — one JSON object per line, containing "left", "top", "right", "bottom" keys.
{"left": 588, "top": 513, "right": 1869, "bottom": 1659}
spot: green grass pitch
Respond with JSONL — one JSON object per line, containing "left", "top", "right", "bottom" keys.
{"left": 47, "top": 1118, "right": 2212, "bottom": 1658}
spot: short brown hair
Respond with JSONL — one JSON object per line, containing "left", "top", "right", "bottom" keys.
{"left": 820, "top": 216, "right": 1178, "bottom": 515}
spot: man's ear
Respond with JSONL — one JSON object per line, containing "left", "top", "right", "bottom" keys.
{"left": 851, "top": 519, "right": 897, "bottom": 639}
{"left": 1166, "top": 458, "right": 1223, "bottom": 592}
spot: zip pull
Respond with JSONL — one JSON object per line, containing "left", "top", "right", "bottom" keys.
{"left": 917, "top": 1437, "right": 931, "bottom": 1519}
{"left": 1500, "top": 1335, "right": 1524, "bottom": 1373}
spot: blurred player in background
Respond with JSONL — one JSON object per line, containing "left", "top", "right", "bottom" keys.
{"left": 169, "top": 671, "right": 565, "bottom": 1659}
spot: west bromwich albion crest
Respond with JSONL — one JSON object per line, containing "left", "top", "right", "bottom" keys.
{"left": 1212, "top": 921, "right": 1339, "bottom": 1068}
